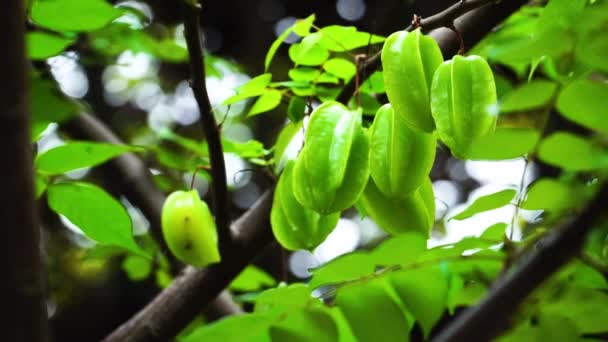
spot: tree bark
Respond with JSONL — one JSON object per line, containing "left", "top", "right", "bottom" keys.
{"left": 0, "top": 1, "right": 49, "bottom": 341}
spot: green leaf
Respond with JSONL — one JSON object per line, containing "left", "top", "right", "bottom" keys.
{"left": 289, "top": 34, "right": 330, "bottom": 66}
{"left": 316, "top": 73, "right": 340, "bottom": 84}
{"left": 323, "top": 58, "right": 356, "bottom": 81}
{"left": 47, "top": 182, "right": 147, "bottom": 257}
{"left": 370, "top": 233, "right": 427, "bottom": 266}
{"left": 522, "top": 178, "right": 581, "bottom": 211}
{"left": 451, "top": 189, "right": 517, "bottom": 220}
{"left": 538, "top": 132, "right": 608, "bottom": 171}
{"left": 224, "top": 73, "right": 272, "bottom": 105}
{"left": 360, "top": 71, "right": 385, "bottom": 94}
{"left": 248, "top": 89, "right": 282, "bottom": 116}
{"left": 27, "top": 32, "right": 75, "bottom": 60}
{"left": 35, "top": 174, "right": 48, "bottom": 199}
{"left": 309, "top": 253, "right": 375, "bottom": 289}
{"left": 557, "top": 79, "right": 608, "bottom": 134}
{"left": 389, "top": 267, "right": 448, "bottom": 337}
{"left": 241, "top": 73, "right": 273, "bottom": 93}
{"left": 289, "top": 67, "right": 321, "bottom": 82}
{"left": 230, "top": 266, "right": 277, "bottom": 292}
{"left": 293, "top": 14, "right": 316, "bottom": 37}
{"left": 121, "top": 254, "right": 152, "bottom": 281}
{"left": 498, "top": 314, "right": 580, "bottom": 342}
{"left": 489, "top": 29, "right": 573, "bottom": 66}
{"left": 328, "top": 307, "right": 358, "bottom": 342}
{"left": 499, "top": 80, "right": 557, "bottom": 113}
{"left": 31, "top": 0, "right": 123, "bottom": 32}
{"left": 89, "top": 23, "right": 188, "bottom": 62}
{"left": 576, "top": 3, "right": 608, "bottom": 72}
{"left": 337, "top": 279, "right": 411, "bottom": 342}
{"left": 541, "top": 287, "right": 608, "bottom": 333}
{"left": 222, "top": 139, "right": 269, "bottom": 159}
{"left": 182, "top": 313, "right": 274, "bottom": 342}
{"left": 536, "top": 0, "right": 586, "bottom": 32}
{"left": 266, "top": 26, "right": 294, "bottom": 71}
{"left": 316, "top": 26, "right": 385, "bottom": 52}
{"left": 254, "top": 284, "right": 312, "bottom": 314}
{"left": 355, "top": 92, "right": 382, "bottom": 115}
{"left": 480, "top": 223, "right": 508, "bottom": 240}
{"left": 36, "top": 142, "right": 141, "bottom": 175}
{"left": 287, "top": 96, "right": 307, "bottom": 123}
{"left": 31, "top": 77, "right": 78, "bottom": 141}
{"left": 448, "top": 280, "right": 486, "bottom": 311}
{"left": 467, "top": 128, "right": 540, "bottom": 160}
{"left": 270, "top": 308, "right": 338, "bottom": 342}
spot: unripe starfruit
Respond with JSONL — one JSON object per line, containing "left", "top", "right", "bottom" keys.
{"left": 271, "top": 161, "right": 340, "bottom": 251}
{"left": 369, "top": 104, "right": 436, "bottom": 198}
{"left": 161, "top": 189, "right": 221, "bottom": 267}
{"left": 430, "top": 55, "right": 498, "bottom": 159}
{"left": 358, "top": 177, "right": 435, "bottom": 237}
{"left": 382, "top": 28, "right": 444, "bottom": 133}
{"left": 293, "top": 101, "right": 370, "bottom": 214}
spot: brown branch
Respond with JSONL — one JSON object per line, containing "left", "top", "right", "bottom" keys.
{"left": 432, "top": 184, "right": 608, "bottom": 342}
{"left": 101, "top": 1, "right": 530, "bottom": 340}
{"left": 181, "top": 1, "right": 231, "bottom": 247}
{"left": 336, "top": 0, "right": 528, "bottom": 105}
{"left": 1, "top": 0, "right": 49, "bottom": 340}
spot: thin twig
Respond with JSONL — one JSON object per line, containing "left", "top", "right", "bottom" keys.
{"left": 336, "top": 0, "right": 514, "bottom": 105}
{"left": 510, "top": 158, "right": 530, "bottom": 240}
{"left": 181, "top": 1, "right": 231, "bottom": 247}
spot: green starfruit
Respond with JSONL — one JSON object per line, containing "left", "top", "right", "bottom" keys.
{"left": 161, "top": 189, "right": 221, "bottom": 267}
{"left": 271, "top": 161, "right": 340, "bottom": 251}
{"left": 369, "top": 104, "right": 436, "bottom": 197}
{"left": 293, "top": 101, "right": 370, "bottom": 214}
{"left": 382, "top": 28, "right": 444, "bottom": 133}
{"left": 358, "top": 178, "right": 435, "bottom": 237}
{"left": 430, "top": 55, "right": 498, "bottom": 159}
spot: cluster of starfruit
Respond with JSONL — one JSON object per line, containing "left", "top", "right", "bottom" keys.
{"left": 271, "top": 28, "right": 497, "bottom": 252}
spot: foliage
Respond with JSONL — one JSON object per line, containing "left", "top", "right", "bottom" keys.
{"left": 24, "top": 0, "right": 608, "bottom": 341}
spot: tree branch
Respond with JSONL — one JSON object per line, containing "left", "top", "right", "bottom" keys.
{"left": 432, "top": 185, "right": 608, "bottom": 342}
{"left": 337, "top": 0, "right": 528, "bottom": 105}
{"left": 1, "top": 0, "right": 49, "bottom": 340}
{"left": 102, "top": 1, "right": 528, "bottom": 340}
{"left": 181, "top": 1, "right": 231, "bottom": 247}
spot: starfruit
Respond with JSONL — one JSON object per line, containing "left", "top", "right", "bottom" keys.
{"left": 430, "top": 55, "right": 498, "bottom": 159}
{"left": 271, "top": 161, "right": 340, "bottom": 251}
{"left": 293, "top": 101, "right": 370, "bottom": 214}
{"left": 369, "top": 104, "right": 436, "bottom": 197}
{"left": 382, "top": 28, "right": 444, "bottom": 133}
{"left": 161, "top": 189, "right": 221, "bottom": 267}
{"left": 358, "top": 177, "right": 435, "bottom": 237}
